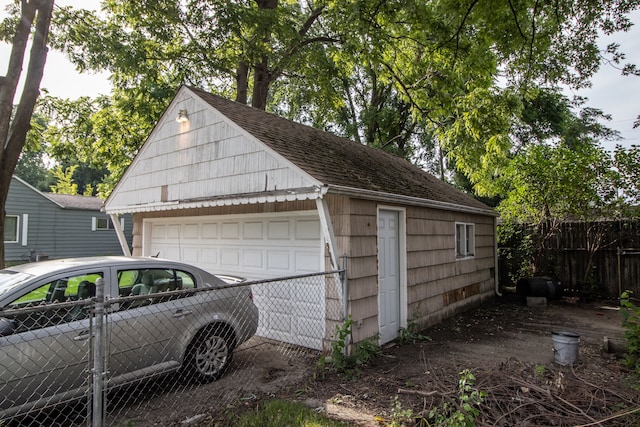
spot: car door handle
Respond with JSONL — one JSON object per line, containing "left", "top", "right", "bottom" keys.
{"left": 172, "top": 309, "right": 192, "bottom": 318}
{"left": 73, "top": 330, "right": 93, "bottom": 341}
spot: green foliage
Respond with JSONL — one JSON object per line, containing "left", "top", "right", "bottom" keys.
{"left": 614, "top": 145, "right": 640, "bottom": 208}
{"left": 496, "top": 137, "right": 619, "bottom": 226}
{"left": 318, "top": 316, "right": 381, "bottom": 380}
{"left": 40, "top": 0, "right": 640, "bottom": 198}
{"left": 389, "top": 396, "right": 414, "bottom": 427}
{"left": 621, "top": 291, "right": 640, "bottom": 373}
{"left": 427, "top": 369, "right": 486, "bottom": 427}
{"left": 229, "top": 399, "right": 350, "bottom": 427}
{"left": 497, "top": 223, "right": 535, "bottom": 285}
{"left": 50, "top": 165, "right": 78, "bottom": 195}
{"left": 399, "top": 320, "right": 431, "bottom": 345}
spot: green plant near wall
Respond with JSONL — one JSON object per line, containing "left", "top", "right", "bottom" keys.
{"left": 399, "top": 319, "right": 431, "bottom": 345}
{"left": 621, "top": 291, "right": 640, "bottom": 373}
{"left": 316, "top": 316, "right": 381, "bottom": 380}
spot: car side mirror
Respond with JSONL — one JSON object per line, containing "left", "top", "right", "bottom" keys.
{"left": 0, "top": 317, "right": 16, "bottom": 336}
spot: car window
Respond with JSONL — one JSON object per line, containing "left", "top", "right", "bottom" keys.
{"left": 4, "top": 272, "right": 103, "bottom": 333}
{"left": 118, "top": 268, "right": 196, "bottom": 309}
{"left": 175, "top": 270, "right": 195, "bottom": 289}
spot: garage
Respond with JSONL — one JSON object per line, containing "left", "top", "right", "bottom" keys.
{"left": 142, "top": 211, "right": 326, "bottom": 349}
{"left": 105, "top": 86, "right": 497, "bottom": 352}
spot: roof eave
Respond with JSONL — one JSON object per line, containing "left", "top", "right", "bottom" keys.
{"left": 325, "top": 184, "right": 498, "bottom": 217}
{"left": 104, "top": 187, "right": 324, "bottom": 215}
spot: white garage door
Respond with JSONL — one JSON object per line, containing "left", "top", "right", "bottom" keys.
{"left": 144, "top": 212, "right": 325, "bottom": 349}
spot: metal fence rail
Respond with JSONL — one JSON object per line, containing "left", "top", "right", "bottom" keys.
{"left": 0, "top": 270, "right": 344, "bottom": 426}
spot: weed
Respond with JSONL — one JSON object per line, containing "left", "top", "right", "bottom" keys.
{"left": 399, "top": 320, "right": 431, "bottom": 344}
{"left": 534, "top": 365, "right": 546, "bottom": 378}
{"left": 621, "top": 291, "right": 640, "bottom": 373}
{"left": 317, "top": 316, "right": 381, "bottom": 380}
{"left": 427, "top": 369, "right": 486, "bottom": 427}
{"left": 389, "top": 396, "right": 414, "bottom": 427}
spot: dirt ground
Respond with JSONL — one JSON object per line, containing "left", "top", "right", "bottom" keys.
{"left": 25, "top": 294, "right": 636, "bottom": 426}
{"left": 301, "top": 295, "right": 638, "bottom": 426}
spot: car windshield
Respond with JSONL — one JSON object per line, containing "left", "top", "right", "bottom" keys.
{"left": 0, "top": 271, "right": 34, "bottom": 298}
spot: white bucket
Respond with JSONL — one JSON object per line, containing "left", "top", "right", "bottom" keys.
{"left": 552, "top": 331, "right": 580, "bottom": 366}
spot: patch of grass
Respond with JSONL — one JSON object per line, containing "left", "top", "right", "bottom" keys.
{"left": 228, "top": 400, "right": 353, "bottom": 426}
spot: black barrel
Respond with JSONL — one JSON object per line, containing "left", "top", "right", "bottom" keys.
{"left": 516, "top": 277, "right": 563, "bottom": 300}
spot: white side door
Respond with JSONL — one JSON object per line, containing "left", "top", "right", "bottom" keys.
{"left": 378, "top": 209, "right": 400, "bottom": 344}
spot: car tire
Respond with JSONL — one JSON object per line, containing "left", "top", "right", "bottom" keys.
{"left": 184, "top": 325, "right": 235, "bottom": 383}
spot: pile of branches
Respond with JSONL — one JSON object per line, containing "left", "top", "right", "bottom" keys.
{"left": 398, "top": 358, "right": 640, "bottom": 426}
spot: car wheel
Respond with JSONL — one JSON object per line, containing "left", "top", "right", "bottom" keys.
{"left": 185, "top": 325, "right": 234, "bottom": 382}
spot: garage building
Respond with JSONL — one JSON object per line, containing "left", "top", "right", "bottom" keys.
{"left": 104, "top": 86, "right": 498, "bottom": 350}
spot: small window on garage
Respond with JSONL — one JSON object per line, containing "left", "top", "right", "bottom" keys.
{"left": 455, "top": 222, "right": 475, "bottom": 259}
{"left": 4, "top": 215, "right": 18, "bottom": 243}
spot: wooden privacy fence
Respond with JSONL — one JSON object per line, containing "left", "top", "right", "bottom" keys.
{"left": 500, "top": 220, "right": 640, "bottom": 298}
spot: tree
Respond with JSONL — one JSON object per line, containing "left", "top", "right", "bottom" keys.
{"left": 614, "top": 144, "right": 640, "bottom": 207}
{"left": 45, "top": 0, "right": 640, "bottom": 199}
{"left": 0, "top": 0, "right": 55, "bottom": 266}
{"left": 14, "top": 111, "right": 54, "bottom": 191}
{"left": 50, "top": 164, "right": 78, "bottom": 194}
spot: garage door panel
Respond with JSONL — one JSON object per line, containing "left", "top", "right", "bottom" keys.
{"left": 202, "top": 223, "right": 218, "bottom": 238}
{"left": 267, "top": 251, "right": 290, "bottom": 271}
{"left": 220, "top": 248, "right": 240, "bottom": 267}
{"left": 184, "top": 224, "right": 200, "bottom": 239}
{"left": 244, "top": 249, "right": 265, "bottom": 269}
{"left": 296, "top": 219, "right": 321, "bottom": 239}
{"left": 296, "top": 252, "right": 322, "bottom": 272}
{"left": 268, "top": 220, "right": 290, "bottom": 239}
{"left": 183, "top": 247, "right": 199, "bottom": 262}
{"left": 167, "top": 224, "right": 181, "bottom": 238}
{"left": 244, "top": 221, "right": 264, "bottom": 239}
{"left": 221, "top": 222, "right": 240, "bottom": 238}
{"left": 147, "top": 213, "right": 325, "bottom": 349}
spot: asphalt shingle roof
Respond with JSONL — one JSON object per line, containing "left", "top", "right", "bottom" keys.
{"left": 47, "top": 193, "right": 103, "bottom": 210}
{"left": 189, "top": 86, "right": 491, "bottom": 212}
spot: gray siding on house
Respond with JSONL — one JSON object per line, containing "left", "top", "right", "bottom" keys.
{"left": 4, "top": 177, "right": 133, "bottom": 263}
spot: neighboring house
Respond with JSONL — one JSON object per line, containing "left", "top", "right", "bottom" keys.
{"left": 104, "top": 85, "right": 498, "bottom": 350}
{"left": 4, "top": 176, "right": 133, "bottom": 264}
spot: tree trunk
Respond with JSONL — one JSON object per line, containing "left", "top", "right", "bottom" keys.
{"left": 235, "top": 61, "right": 249, "bottom": 105}
{"left": 251, "top": 57, "right": 270, "bottom": 110}
{"left": 0, "top": 0, "right": 54, "bottom": 266}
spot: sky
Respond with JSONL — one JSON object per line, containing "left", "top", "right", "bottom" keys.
{"left": 1, "top": 1, "right": 639, "bottom": 151}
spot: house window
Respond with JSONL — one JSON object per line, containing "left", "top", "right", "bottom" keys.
{"left": 96, "top": 218, "right": 110, "bottom": 230}
{"left": 4, "top": 215, "right": 18, "bottom": 243}
{"left": 92, "top": 216, "right": 125, "bottom": 231}
{"left": 455, "top": 222, "right": 475, "bottom": 258}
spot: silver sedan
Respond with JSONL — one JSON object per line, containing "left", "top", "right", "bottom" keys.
{"left": 0, "top": 256, "right": 259, "bottom": 419}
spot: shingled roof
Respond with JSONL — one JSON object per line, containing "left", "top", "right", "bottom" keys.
{"left": 46, "top": 193, "right": 103, "bottom": 210}
{"left": 188, "top": 86, "right": 491, "bottom": 213}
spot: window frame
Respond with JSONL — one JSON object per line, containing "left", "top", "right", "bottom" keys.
{"left": 4, "top": 215, "right": 19, "bottom": 243}
{"left": 455, "top": 222, "right": 475, "bottom": 259}
{"left": 92, "top": 216, "right": 125, "bottom": 231}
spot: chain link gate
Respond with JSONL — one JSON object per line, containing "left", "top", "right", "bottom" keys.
{"left": 1, "top": 269, "right": 345, "bottom": 426}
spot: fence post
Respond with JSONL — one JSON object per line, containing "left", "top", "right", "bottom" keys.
{"left": 340, "top": 255, "right": 348, "bottom": 322}
{"left": 340, "top": 255, "right": 350, "bottom": 357}
{"left": 92, "top": 277, "right": 105, "bottom": 427}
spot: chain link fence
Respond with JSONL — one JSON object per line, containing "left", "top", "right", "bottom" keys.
{"left": 0, "top": 270, "right": 345, "bottom": 426}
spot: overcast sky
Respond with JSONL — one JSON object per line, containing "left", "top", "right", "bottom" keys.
{"left": 1, "top": 0, "right": 639, "bottom": 151}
